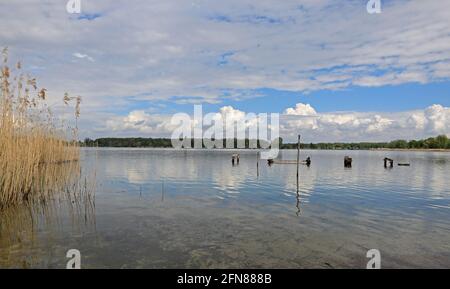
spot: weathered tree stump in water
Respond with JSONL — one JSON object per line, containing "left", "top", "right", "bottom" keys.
{"left": 344, "top": 156, "right": 352, "bottom": 168}
{"left": 384, "top": 157, "right": 394, "bottom": 168}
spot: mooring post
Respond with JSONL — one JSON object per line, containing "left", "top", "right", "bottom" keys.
{"left": 344, "top": 156, "right": 352, "bottom": 168}
{"left": 384, "top": 158, "right": 394, "bottom": 168}
{"left": 232, "top": 154, "right": 240, "bottom": 165}
{"left": 296, "top": 135, "right": 301, "bottom": 194}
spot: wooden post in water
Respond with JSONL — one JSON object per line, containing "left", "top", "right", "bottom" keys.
{"left": 232, "top": 154, "right": 240, "bottom": 165}
{"left": 296, "top": 135, "right": 301, "bottom": 215}
{"left": 384, "top": 157, "right": 394, "bottom": 168}
{"left": 344, "top": 156, "right": 353, "bottom": 168}
{"left": 296, "top": 135, "right": 301, "bottom": 194}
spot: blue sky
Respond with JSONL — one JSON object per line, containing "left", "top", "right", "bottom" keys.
{"left": 141, "top": 81, "right": 450, "bottom": 116}
{"left": 1, "top": 0, "right": 449, "bottom": 141}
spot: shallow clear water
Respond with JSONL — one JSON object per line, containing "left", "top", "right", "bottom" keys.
{"left": 1, "top": 148, "right": 450, "bottom": 268}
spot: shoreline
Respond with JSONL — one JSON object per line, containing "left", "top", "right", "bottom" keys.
{"left": 369, "top": 148, "right": 450, "bottom": 152}
{"left": 81, "top": 147, "right": 450, "bottom": 152}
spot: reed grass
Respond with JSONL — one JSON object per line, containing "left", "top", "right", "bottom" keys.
{"left": 0, "top": 48, "right": 82, "bottom": 209}
{"left": 0, "top": 176, "right": 96, "bottom": 268}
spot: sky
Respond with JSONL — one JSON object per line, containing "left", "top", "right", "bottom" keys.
{"left": 1, "top": 0, "right": 449, "bottom": 142}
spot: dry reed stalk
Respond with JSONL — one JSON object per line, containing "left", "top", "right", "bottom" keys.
{"left": 0, "top": 179, "right": 96, "bottom": 268}
{"left": 0, "top": 48, "right": 83, "bottom": 209}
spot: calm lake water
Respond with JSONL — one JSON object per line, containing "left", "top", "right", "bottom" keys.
{"left": 1, "top": 148, "right": 450, "bottom": 268}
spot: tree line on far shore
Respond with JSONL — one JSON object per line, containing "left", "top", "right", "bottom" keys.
{"left": 81, "top": 135, "right": 450, "bottom": 150}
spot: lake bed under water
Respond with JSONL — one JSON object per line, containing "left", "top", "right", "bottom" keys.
{"left": 1, "top": 148, "right": 449, "bottom": 268}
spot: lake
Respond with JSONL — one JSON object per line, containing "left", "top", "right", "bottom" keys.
{"left": 1, "top": 148, "right": 449, "bottom": 268}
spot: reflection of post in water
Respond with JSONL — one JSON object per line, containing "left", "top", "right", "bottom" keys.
{"left": 296, "top": 191, "right": 301, "bottom": 217}
{"left": 161, "top": 179, "right": 165, "bottom": 202}
{"left": 256, "top": 151, "right": 260, "bottom": 178}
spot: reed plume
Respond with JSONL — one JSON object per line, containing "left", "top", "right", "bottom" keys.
{"left": 0, "top": 48, "right": 82, "bottom": 209}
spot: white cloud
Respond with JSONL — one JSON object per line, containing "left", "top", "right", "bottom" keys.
{"left": 1, "top": 0, "right": 450, "bottom": 106}
{"left": 84, "top": 103, "right": 450, "bottom": 142}
{"left": 281, "top": 103, "right": 450, "bottom": 142}
{"left": 219, "top": 106, "right": 246, "bottom": 121}
{"left": 424, "top": 104, "right": 450, "bottom": 134}
{"left": 285, "top": 103, "right": 317, "bottom": 116}
{"left": 73, "top": 52, "right": 94, "bottom": 62}
{"left": 2, "top": 1, "right": 450, "bottom": 141}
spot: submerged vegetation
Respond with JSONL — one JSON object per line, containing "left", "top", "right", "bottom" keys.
{"left": 0, "top": 180, "right": 96, "bottom": 268}
{"left": 0, "top": 48, "right": 83, "bottom": 209}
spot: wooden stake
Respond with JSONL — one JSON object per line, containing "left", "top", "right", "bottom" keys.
{"left": 296, "top": 135, "right": 301, "bottom": 179}
{"left": 296, "top": 135, "right": 301, "bottom": 215}
{"left": 296, "top": 135, "right": 301, "bottom": 193}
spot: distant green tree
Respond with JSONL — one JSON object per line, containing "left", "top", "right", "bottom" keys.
{"left": 436, "top": 135, "right": 449, "bottom": 149}
{"left": 82, "top": 135, "right": 450, "bottom": 150}
{"left": 389, "top": 140, "right": 408, "bottom": 149}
